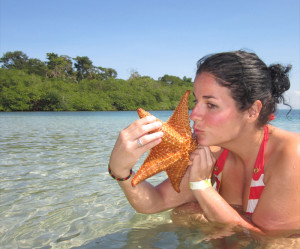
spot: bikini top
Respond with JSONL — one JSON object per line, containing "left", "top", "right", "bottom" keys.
{"left": 213, "top": 125, "right": 269, "bottom": 214}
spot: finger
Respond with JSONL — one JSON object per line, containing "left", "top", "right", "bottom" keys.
{"left": 198, "top": 147, "right": 208, "bottom": 165}
{"left": 132, "top": 120, "right": 163, "bottom": 140}
{"left": 135, "top": 131, "right": 164, "bottom": 154}
{"left": 193, "top": 147, "right": 213, "bottom": 171}
{"left": 202, "top": 146, "right": 216, "bottom": 166}
{"left": 128, "top": 115, "right": 157, "bottom": 132}
{"left": 136, "top": 131, "right": 164, "bottom": 148}
{"left": 120, "top": 116, "right": 160, "bottom": 142}
{"left": 191, "top": 146, "right": 207, "bottom": 161}
{"left": 189, "top": 146, "right": 205, "bottom": 165}
{"left": 199, "top": 147, "right": 215, "bottom": 169}
{"left": 141, "top": 136, "right": 163, "bottom": 152}
{"left": 188, "top": 151, "right": 202, "bottom": 171}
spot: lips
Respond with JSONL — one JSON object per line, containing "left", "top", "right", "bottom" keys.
{"left": 193, "top": 128, "right": 204, "bottom": 136}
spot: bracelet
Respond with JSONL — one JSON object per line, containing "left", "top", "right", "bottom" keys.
{"left": 108, "top": 164, "right": 132, "bottom": 181}
{"left": 189, "top": 179, "right": 212, "bottom": 190}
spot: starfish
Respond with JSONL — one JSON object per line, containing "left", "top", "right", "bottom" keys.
{"left": 131, "top": 90, "right": 198, "bottom": 193}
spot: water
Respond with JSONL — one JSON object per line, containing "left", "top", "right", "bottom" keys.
{"left": 0, "top": 110, "right": 299, "bottom": 249}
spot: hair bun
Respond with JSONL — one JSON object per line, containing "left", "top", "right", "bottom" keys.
{"left": 268, "top": 64, "right": 291, "bottom": 99}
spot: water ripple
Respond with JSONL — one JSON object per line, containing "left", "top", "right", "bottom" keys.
{"left": 0, "top": 111, "right": 299, "bottom": 248}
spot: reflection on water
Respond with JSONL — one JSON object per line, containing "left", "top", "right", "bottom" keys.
{"left": 73, "top": 212, "right": 299, "bottom": 249}
{"left": 76, "top": 220, "right": 258, "bottom": 249}
{"left": 0, "top": 111, "right": 299, "bottom": 248}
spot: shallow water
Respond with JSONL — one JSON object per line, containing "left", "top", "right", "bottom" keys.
{"left": 0, "top": 110, "right": 299, "bottom": 249}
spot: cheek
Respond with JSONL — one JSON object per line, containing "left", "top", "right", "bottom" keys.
{"left": 205, "top": 112, "right": 232, "bottom": 126}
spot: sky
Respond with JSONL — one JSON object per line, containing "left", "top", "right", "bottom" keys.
{"left": 0, "top": 0, "right": 299, "bottom": 108}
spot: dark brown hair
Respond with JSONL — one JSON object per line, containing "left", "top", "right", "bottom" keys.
{"left": 196, "top": 50, "right": 291, "bottom": 126}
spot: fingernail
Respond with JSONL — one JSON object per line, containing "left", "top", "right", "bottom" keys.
{"left": 155, "top": 121, "right": 162, "bottom": 127}
{"left": 149, "top": 116, "right": 156, "bottom": 121}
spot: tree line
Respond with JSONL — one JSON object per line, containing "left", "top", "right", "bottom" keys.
{"left": 0, "top": 51, "right": 195, "bottom": 111}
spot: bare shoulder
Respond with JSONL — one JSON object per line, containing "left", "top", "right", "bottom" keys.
{"left": 263, "top": 126, "right": 299, "bottom": 203}
{"left": 266, "top": 126, "right": 300, "bottom": 174}
{"left": 252, "top": 126, "right": 300, "bottom": 231}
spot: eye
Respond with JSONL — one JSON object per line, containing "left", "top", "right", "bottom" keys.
{"left": 207, "top": 103, "right": 217, "bottom": 109}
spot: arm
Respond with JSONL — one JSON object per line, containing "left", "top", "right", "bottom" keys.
{"left": 109, "top": 115, "right": 194, "bottom": 213}
{"left": 192, "top": 185, "right": 264, "bottom": 234}
{"left": 189, "top": 146, "right": 265, "bottom": 234}
{"left": 116, "top": 169, "right": 195, "bottom": 214}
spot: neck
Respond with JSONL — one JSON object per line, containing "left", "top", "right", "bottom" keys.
{"left": 222, "top": 125, "right": 265, "bottom": 168}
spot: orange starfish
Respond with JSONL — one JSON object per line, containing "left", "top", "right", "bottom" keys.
{"left": 131, "top": 90, "right": 198, "bottom": 192}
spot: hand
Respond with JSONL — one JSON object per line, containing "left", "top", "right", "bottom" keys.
{"left": 188, "top": 146, "right": 216, "bottom": 182}
{"left": 109, "top": 115, "right": 163, "bottom": 178}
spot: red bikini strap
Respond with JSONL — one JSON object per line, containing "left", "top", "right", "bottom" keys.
{"left": 252, "top": 125, "right": 269, "bottom": 181}
{"left": 214, "top": 149, "right": 229, "bottom": 175}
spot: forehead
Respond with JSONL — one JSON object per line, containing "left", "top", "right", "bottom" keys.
{"left": 193, "top": 72, "right": 232, "bottom": 98}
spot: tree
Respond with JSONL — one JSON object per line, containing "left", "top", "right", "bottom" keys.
{"left": 74, "top": 56, "right": 93, "bottom": 81}
{"left": 94, "top": 67, "right": 117, "bottom": 80}
{"left": 27, "top": 58, "right": 47, "bottom": 76}
{"left": 182, "top": 76, "right": 192, "bottom": 83}
{"left": 46, "top": 53, "right": 73, "bottom": 78}
{"left": 0, "top": 51, "right": 29, "bottom": 70}
{"left": 128, "top": 70, "right": 141, "bottom": 80}
{"left": 159, "top": 74, "right": 182, "bottom": 85}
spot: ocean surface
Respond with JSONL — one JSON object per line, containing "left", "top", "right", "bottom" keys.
{"left": 0, "top": 110, "right": 299, "bottom": 249}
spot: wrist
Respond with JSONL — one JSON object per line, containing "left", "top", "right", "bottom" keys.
{"left": 108, "top": 164, "right": 133, "bottom": 181}
{"left": 189, "top": 178, "right": 212, "bottom": 190}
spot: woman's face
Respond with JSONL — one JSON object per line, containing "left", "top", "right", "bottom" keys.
{"left": 191, "top": 72, "right": 247, "bottom": 146}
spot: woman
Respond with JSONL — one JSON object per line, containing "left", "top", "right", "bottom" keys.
{"left": 108, "top": 50, "right": 300, "bottom": 235}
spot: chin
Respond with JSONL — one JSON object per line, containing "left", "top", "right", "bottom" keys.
{"left": 196, "top": 138, "right": 209, "bottom": 146}
{"left": 196, "top": 136, "right": 217, "bottom": 147}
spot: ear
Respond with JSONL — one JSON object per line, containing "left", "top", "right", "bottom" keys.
{"left": 247, "top": 100, "right": 262, "bottom": 122}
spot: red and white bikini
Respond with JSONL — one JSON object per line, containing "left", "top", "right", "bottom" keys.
{"left": 213, "top": 125, "right": 269, "bottom": 215}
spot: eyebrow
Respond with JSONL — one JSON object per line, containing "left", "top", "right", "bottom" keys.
{"left": 203, "top": 95, "right": 217, "bottom": 99}
{"left": 193, "top": 92, "right": 217, "bottom": 100}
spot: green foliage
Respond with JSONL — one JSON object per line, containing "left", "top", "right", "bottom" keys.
{"left": 46, "top": 53, "right": 74, "bottom": 79}
{"left": 27, "top": 58, "right": 47, "bottom": 76}
{"left": 0, "top": 51, "right": 195, "bottom": 112}
{"left": 0, "top": 51, "right": 29, "bottom": 70}
{"left": 74, "top": 56, "right": 93, "bottom": 81}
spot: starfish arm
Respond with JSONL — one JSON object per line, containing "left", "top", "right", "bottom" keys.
{"left": 166, "top": 154, "right": 190, "bottom": 193}
{"left": 137, "top": 108, "right": 152, "bottom": 119}
{"left": 131, "top": 150, "right": 182, "bottom": 187}
{"left": 166, "top": 90, "right": 193, "bottom": 137}
{"left": 189, "top": 138, "right": 198, "bottom": 154}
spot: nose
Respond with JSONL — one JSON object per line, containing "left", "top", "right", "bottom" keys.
{"left": 190, "top": 103, "right": 202, "bottom": 122}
